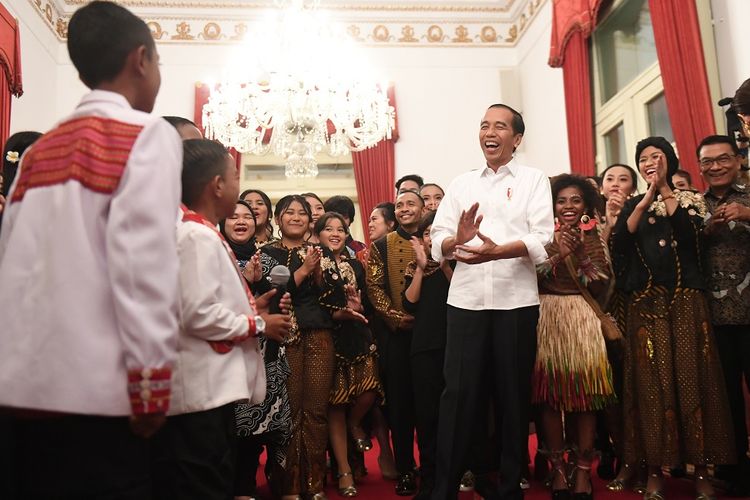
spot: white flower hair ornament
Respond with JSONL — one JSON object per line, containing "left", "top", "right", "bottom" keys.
{"left": 5, "top": 151, "right": 19, "bottom": 163}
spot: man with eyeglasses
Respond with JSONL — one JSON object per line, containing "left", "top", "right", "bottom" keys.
{"left": 699, "top": 134, "right": 750, "bottom": 496}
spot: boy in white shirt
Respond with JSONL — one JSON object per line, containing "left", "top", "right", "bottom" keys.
{"left": 151, "top": 138, "right": 288, "bottom": 499}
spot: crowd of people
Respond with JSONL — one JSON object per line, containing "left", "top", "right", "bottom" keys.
{"left": 1, "top": 2, "right": 750, "bottom": 500}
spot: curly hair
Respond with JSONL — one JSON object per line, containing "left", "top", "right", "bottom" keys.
{"left": 550, "top": 174, "right": 601, "bottom": 219}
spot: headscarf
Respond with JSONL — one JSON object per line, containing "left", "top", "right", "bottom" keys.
{"left": 219, "top": 200, "right": 257, "bottom": 262}
{"left": 634, "top": 136, "right": 678, "bottom": 189}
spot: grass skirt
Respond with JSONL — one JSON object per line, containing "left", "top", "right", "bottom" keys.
{"left": 532, "top": 294, "right": 616, "bottom": 412}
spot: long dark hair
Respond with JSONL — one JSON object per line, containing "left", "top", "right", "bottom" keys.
{"left": 2, "top": 131, "right": 42, "bottom": 196}
{"left": 274, "top": 194, "right": 312, "bottom": 238}
{"left": 241, "top": 188, "right": 274, "bottom": 240}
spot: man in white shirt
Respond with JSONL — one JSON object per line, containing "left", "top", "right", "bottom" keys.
{"left": 430, "top": 104, "right": 554, "bottom": 500}
{"left": 0, "top": 2, "right": 181, "bottom": 498}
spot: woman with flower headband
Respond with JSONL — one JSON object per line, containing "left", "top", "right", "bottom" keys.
{"left": 610, "top": 137, "right": 734, "bottom": 500}
{"left": 533, "top": 174, "right": 615, "bottom": 500}
{"left": 0, "top": 131, "right": 42, "bottom": 220}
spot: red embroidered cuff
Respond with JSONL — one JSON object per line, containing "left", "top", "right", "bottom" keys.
{"left": 248, "top": 315, "right": 258, "bottom": 337}
{"left": 127, "top": 367, "right": 171, "bottom": 415}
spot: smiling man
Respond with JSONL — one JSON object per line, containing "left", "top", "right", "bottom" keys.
{"left": 366, "top": 189, "right": 425, "bottom": 496}
{"left": 700, "top": 134, "right": 750, "bottom": 496}
{"left": 430, "top": 104, "right": 553, "bottom": 500}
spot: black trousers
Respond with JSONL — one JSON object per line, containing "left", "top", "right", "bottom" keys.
{"left": 412, "top": 348, "right": 445, "bottom": 488}
{"left": 714, "top": 325, "right": 750, "bottom": 469}
{"left": 384, "top": 329, "right": 416, "bottom": 474}
{"left": 432, "top": 305, "right": 539, "bottom": 500}
{"left": 234, "top": 435, "right": 264, "bottom": 496}
{"left": 151, "top": 403, "right": 237, "bottom": 500}
{"left": 8, "top": 414, "right": 152, "bottom": 499}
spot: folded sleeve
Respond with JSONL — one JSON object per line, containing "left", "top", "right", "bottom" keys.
{"left": 522, "top": 173, "right": 554, "bottom": 264}
{"left": 431, "top": 180, "right": 460, "bottom": 262}
{"left": 106, "top": 119, "right": 182, "bottom": 415}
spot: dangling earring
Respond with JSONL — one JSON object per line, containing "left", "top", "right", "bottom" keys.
{"left": 554, "top": 217, "right": 561, "bottom": 231}
{"left": 579, "top": 214, "right": 596, "bottom": 231}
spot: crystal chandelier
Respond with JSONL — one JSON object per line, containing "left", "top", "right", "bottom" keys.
{"left": 202, "top": 0, "right": 395, "bottom": 178}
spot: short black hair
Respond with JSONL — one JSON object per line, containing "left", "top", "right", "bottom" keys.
{"left": 181, "top": 139, "right": 231, "bottom": 207}
{"left": 163, "top": 116, "right": 198, "bottom": 130}
{"left": 68, "top": 1, "right": 155, "bottom": 89}
{"left": 601, "top": 163, "right": 638, "bottom": 193}
{"left": 417, "top": 210, "right": 436, "bottom": 237}
{"left": 274, "top": 194, "right": 312, "bottom": 221}
{"left": 733, "top": 78, "right": 750, "bottom": 116}
{"left": 324, "top": 195, "right": 355, "bottom": 221}
{"left": 550, "top": 174, "right": 601, "bottom": 220}
{"left": 395, "top": 174, "right": 424, "bottom": 192}
{"left": 396, "top": 189, "right": 425, "bottom": 207}
{"left": 487, "top": 103, "right": 525, "bottom": 135}
{"left": 673, "top": 169, "right": 692, "bottom": 186}
{"left": 696, "top": 134, "right": 741, "bottom": 158}
{"left": 419, "top": 183, "right": 444, "bottom": 195}
{"left": 313, "top": 211, "right": 350, "bottom": 236}
{"left": 373, "top": 202, "right": 398, "bottom": 230}
{"left": 2, "top": 131, "right": 42, "bottom": 197}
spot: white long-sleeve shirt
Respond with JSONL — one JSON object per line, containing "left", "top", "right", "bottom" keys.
{"left": 0, "top": 90, "right": 181, "bottom": 416}
{"left": 431, "top": 158, "right": 554, "bottom": 311}
{"left": 172, "top": 214, "right": 266, "bottom": 415}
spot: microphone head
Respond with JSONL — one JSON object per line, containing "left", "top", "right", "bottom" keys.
{"left": 718, "top": 97, "right": 733, "bottom": 107}
{"left": 269, "top": 265, "right": 291, "bottom": 286}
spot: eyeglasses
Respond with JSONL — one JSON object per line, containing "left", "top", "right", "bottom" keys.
{"left": 699, "top": 154, "right": 738, "bottom": 170}
{"left": 637, "top": 153, "right": 663, "bottom": 165}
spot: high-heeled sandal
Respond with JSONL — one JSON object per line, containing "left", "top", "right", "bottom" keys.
{"left": 643, "top": 472, "right": 665, "bottom": 500}
{"left": 606, "top": 462, "right": 646, "bottom": 494}
{"left": 349, "top": 425, "right": 372, "bottom": 453}
{"left": 694, "top": 474, "right": 717, "bottom": 500}
{"left": 548, "top": 450, "right": 571, "bottom": 500}
{"left": 337, "top": 471, "right": 358, "bottom": 498}
{"left": 571, "top": 462, "right": 593, "bottom": 500}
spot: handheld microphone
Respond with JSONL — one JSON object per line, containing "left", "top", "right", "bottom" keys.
{"left": 268, "top": 265, "right": 290, "bottom": 314}
{"left": 718, "top": 97, "right": 733, "bottom": 107}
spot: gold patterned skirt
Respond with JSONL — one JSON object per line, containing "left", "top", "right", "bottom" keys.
{"left": 532, "top": 294, "right": 616, "bottom": 412}
{"left": 622, "top": 287, "right": 735, "bottom": 466}
{"left": 329, "top": 350, "right": 384, "bottom": 405}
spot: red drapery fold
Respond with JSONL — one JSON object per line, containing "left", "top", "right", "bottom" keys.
{"left": 352, "top": 85, "right": 398, "bottom": 244}
{"left": 0, "top": 4, "right": 23, "bottom": 154}
{"left": 648, "top": 0, "right": 714, "bottom": 190}
{"left": 549, "top": 0, "right": 602, "bottom": 176}
{"left": 561, "top": 31, "right": 596, "bottom": 176}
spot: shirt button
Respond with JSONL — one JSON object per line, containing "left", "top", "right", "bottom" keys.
{"left": 141, "top": 368, "right": 152, "bottom": 379}
{"left": 671, "top": 240, "right": 678, "bottom": 249}
{"left": 658, "top": 239, "right": 667, "bottom": 247}
{"left": 648, "top": 217, "right": 656, "bottom": 225}
{"left": 140, "top": 380, "right": 151, "bottom": 389}
{"left": 140, "top": 389, "right": 152, "bottom": 401}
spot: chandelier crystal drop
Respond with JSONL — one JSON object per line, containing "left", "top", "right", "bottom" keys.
{"left": 202, "top": 0, "right": 395, "bottom": 178}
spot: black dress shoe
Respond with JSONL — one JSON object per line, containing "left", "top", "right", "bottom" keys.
{"left": 396, "top": 472, "right": 417, "bottom": 496}
{"left": 473, "top": 474, "right": 500, "bottom": 500}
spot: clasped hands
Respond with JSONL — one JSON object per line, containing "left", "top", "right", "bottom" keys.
{"left": 452, "top": 202, "right": 501, "bottom": 264}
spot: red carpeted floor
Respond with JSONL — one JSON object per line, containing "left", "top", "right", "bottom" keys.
{"left": 251, "top": 434, "right": 728, "bottom": 499}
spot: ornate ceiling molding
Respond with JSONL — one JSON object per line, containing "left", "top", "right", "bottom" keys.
{"left": 29, "top": 0, "right": 546, "bottom": 47}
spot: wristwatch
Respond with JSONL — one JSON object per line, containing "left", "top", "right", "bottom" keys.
{"left": 254, "top": 315, "right": 266, "bottom": 337}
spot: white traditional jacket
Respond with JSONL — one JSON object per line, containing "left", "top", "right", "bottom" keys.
{"left": 172, "top": 210, "right": 266, "bottom": 415}
{"left": 0, "top": 90, "right": 182, "bottom": 416}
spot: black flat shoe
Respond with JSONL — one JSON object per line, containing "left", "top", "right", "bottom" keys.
{"left": 396, "top": 472, "right": 417, "bottom": 496}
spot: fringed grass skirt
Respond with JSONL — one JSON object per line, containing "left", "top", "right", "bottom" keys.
{"left": 532, "top": 294, "right": 616, "bottom": 412}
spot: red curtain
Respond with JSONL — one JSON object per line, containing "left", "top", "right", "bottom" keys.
{"left": 648, "top": 0, "right": 714, "bottom": 190}
{"left": 352, "top": 86, "right": 398, "bottom": 244}
{"left": 548, "top": 0, "right": 603, "bottom": 176}
{"left": 0, "top": 4, "right": 23, "bottom": 154}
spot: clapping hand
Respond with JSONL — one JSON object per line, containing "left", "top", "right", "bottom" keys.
{"left": 409, "top": 237, "right": 428, "bottom": 270}
{"left": 455, "top": 202, "right": 482, "bottom": 246}
{"left": 454, "top": 231, "right": 500, "bottom": 264}
{"left": 605, "top": 191, "right": 626, "bottom": 227}
{"left": 242, "top": 251, "right": 263, "bottom": 283}
{"left": 556, "top": 224, "right": 582, "bottom": 260}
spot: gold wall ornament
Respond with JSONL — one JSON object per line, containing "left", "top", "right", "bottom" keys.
{"left": 398, "top": 25, "right": 418, "bottom": 43}
{"left": 172, "top": 21, "right": 194, "bottom": 40}
{"left": 480, "top": 25, "right": 497, "bottom": 43}
{"left": 426, "top": 25, "right": 444, "bottom": 43}
{"left": 148, "top": 21, "right": 165, "bottom": 40}
{"left": 44, "top": 3, "right": 52, "bottom": 22}
{"left": 372, "top": 24, "right": 391, "bottom": 42}
{"left": 519, "top": 13, "right": 528, "bottom": 30}
{"left": 505, "top": 23, "right": 518, "bottom": 42}
{"left": 55, "top": 18, "right": 68, "bottom": 38}
{"left": 347, "top": 25, "right": 364, "bottom": 42}
{"left": 452, "top": 25, "right": 472, "bottom": 43}
{"left": 231, "top": 23, "right": 248, "bottom": 40}
{"left": 201, "top": 22, "right": 222, "bottom": 40}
